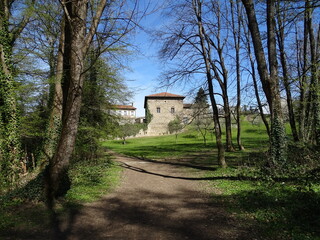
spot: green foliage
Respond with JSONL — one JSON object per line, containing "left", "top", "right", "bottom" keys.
{"left": 168, "top": 116, "right": 183, "bottom": 135}
{"left": 73, "top": 125, "right": 105, "bottom": 163}
{"left": 145, "top": 102, "right": 153, "bottom": 125}
{"left": 73, "top": 54, "right": 131, "bottom": 162}
{"left": 194, "top": 87, "right": 208, "bottom": 107}
{"left": 0, "top": 15, "right": 22, "bottom": 183}
{"left": 116, "top": 123, "right": 143, "bottom": 144}
{"left": 270, "top": 114, "right": 288, "bottom": 171}
{"left": 66, "top": 158, "right": 121, "bottom": 203}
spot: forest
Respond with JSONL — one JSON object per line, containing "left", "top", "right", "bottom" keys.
{"left": 0, "top": 0, "right": 320, "bottom": 239}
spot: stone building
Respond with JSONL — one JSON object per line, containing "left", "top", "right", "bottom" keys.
{"left": 144, "top": 92, "right": 192, "bottom": 136}
{"left": 110, "top": 104, "right": 136, "bottom": 124}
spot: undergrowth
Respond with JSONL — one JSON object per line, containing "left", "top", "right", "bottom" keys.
{"left": 0, "top": 155, "right": 121, "bottom": 237}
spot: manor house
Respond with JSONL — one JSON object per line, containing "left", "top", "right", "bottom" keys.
{"left": 144, "top": 92, "right": 192, "bottom": 136}
{"left": 109, "top": 104, "right": 136, "bottom": 124}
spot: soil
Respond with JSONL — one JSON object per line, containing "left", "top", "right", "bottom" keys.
{"left": 55, "top": 152, "right": 255, "bottom": 240}
{"left": 2, "top": 152, "right": 257, "bottom": 240}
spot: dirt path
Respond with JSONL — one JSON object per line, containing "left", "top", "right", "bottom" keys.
{"left": 61, "top": 153, "right": 251, "bottom": 240}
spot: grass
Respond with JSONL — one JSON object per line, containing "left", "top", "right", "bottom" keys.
{"left": 65, "top": 158, "right": 121, "bottom": 203}
{"left": 1, "top": 117, "right": 319, "bottom": 239}
{"left": 103, "top": 119, "right": 320, "bottom": 240}
{"left": 204, "top": 168, "right": 320, "bottom": 240}
{"left": 0, "top": 153, "right": 121, "bottom": 238}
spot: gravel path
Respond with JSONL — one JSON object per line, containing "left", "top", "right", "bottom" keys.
{"left": 61, "top": 152, "right": 251, "bottom": 240}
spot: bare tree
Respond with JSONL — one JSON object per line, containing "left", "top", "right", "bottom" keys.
{"left": 157, "top": 0, "right": 227, "bottom": 167}
{"left": 192, "top": 0, "right": 227, "bottom": 166}
{"left": 275, "top": 1, "right": 299, "bottom": 142}
{"left": 242, "top": 19, "right": 271, "bottom": 137}
{"left": 230, "top": 0, "right": 245, "bottom": 150}
{"left": 202, "top": 0, "right": 235, "bottom": 152}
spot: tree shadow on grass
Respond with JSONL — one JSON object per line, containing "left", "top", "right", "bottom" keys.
{"left": 227, "top": 188, "right": 320, "bottom": 239}
{"left": 0, "top": 200, "right": 81, "bottom": 240}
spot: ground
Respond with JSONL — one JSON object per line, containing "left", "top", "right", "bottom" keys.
{"left": 54, "top": 152, "right": 254, "bottom": 240}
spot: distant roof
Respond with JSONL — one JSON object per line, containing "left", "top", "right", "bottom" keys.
{"left": 144, "top": 92, "right": 185, "bottom": 108}
{"left": 146, "top": 92, "right": 185, "bottom": 98}
{"left": 111, "top": 105, "right": 136, "bottom": 110}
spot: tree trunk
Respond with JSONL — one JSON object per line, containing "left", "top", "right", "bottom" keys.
{"left": 242, "top": 10, "right": 271, "bottom": 136}
{"left": 305, "top": 0, "right": 320, "bottom": 145}
{"left": 242, "top": 0, "right": 287, "bottom": 168}
{"left": 276, "top": 2, "right": 299, "bottom": 142}
{"left": 267, "top": 0, "right": 287, "bottom": 167}
{"left": 0, "top": 1, "right": 21, "bottom": 182}
{"left": 231, "top": 0, "right": 244, "bottom": 150}
{"left": 47, "top": 0, "right": 87, "bottom": 206}
{"left": 223, "top": 93, "right": 235, "bottom": 151}
{"left": 46, "top": 0, "right": 107, "bottom": 207}
{"left": 192, "top": 0, "right": 226, "bottom": 168}
{"left": 41, "top": 17, "right": 65, "bottom": 166}
{"left": 206, "top": 3, "right": 234, "bottom": 152}
{"left": 298, "top": 6, "right": 309, "bottom": 142}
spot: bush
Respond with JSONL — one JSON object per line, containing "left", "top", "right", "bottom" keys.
{"left": 72, "top": 126, "right": 105, "bottom": 163}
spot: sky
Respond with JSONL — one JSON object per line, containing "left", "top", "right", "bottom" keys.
{"left": 122, "top": 1, "right": 188, "bottom": 117}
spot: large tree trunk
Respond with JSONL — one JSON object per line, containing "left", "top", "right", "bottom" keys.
{"left": 242, "top": 0, "right": 287, "bottom": 168}
{"left": 305, "top": 0, "right": 320, "bottom": 145}
{"left": 46, "top": 0, "right": 107, "bottom": 207}
{"left": 46, "top": 1, "right": 87, "bottom": 207}
{"left": 242, "top": 14, "right": 271, "bottom": 137}
{"left": 267, "top": 0, "right": 287, "bottom": 167}
{"left": 41, "top": 18, "right": 65, "bottom": 166}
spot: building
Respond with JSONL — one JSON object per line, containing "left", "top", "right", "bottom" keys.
{"left": 144, "top": 92, "right": 192, "bottom": 136}
{"left": 110, "top": 104, "right": 136, "bottom": 124}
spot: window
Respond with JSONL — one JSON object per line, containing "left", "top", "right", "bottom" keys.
{"left": 157, "top": 107, "right": 161, "bottom": 113}
{"left": 171, "top": 107, "right": 175, "bottom": 113}
{"left": 124, "top": 110, "right": 127, "bottom": 115}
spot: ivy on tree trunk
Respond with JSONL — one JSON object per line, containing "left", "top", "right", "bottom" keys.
{"left": 0, "top": 6, "right": 21, "bottom": 183}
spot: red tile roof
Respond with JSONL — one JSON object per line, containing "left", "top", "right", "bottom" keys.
{"left": 112, "top": 105, "right": 136, "bottom": 110}
{"left": 146, "top": 92, "right": 185, "bottom": 98}
{"left": 144, "top": 92, "right": 185, "bottom": 108}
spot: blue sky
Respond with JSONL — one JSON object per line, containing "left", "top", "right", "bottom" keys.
{"left": 123, "top": 1, "right": 188, "bottom": 117}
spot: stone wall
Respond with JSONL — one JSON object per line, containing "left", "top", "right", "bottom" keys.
{"left": 146, "top": 98, "right": 184, "bottom": 136}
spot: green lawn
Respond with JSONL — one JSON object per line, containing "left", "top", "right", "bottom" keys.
{"left": 103, "top": 119, "right": 320, "bottom": 240}
{"left": 104, "top": 119, "right": 269, "bottom": 160}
